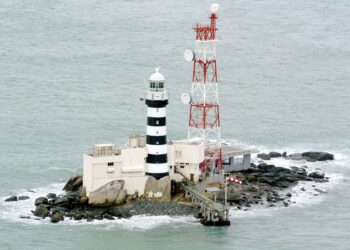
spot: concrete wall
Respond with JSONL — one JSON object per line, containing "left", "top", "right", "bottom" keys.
{"left": 168, "top": 142, "right": 204, "bottom": 182}
{"left": 223, "top": 154, "right": 251, "bottom": 172}
{"left": 83, "top": 146, "right": 148, "bottom": 196}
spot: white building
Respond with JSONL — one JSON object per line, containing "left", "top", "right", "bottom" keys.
{"left": 83, "top": 135, "right": 206, "bottom": 197}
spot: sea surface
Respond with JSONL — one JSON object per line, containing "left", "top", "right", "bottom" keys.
{"left": 0, "top": 0, "right": 349, "bottom": 249}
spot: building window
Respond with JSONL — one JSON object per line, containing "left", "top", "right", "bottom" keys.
{"left": 169, "top": 165, "right": 172, "bottom": 169}
{"left": 156, "top": 141, "right": 159, "bottom": 145}
{"left": 108, "top": 162, "right": 114, "bottom": 166}
{"left": 156, "top": 120, "right": 159, "bottom": 125}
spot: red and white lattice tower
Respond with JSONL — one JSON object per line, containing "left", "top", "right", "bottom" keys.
{"left": 183, "top": 3, "right": 222, "bottom": 172}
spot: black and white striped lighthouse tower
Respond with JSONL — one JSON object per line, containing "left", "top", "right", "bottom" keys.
{"left": 145, "top": 68, "right": 169, "bottom": 179}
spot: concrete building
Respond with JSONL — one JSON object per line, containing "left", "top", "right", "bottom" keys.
{"left": 83, "top": 136, "right": 208, "bottom": 197}
{"left": 83, "top": 137, "right": 148, "bottom": 197}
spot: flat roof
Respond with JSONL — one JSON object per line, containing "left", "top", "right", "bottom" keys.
{"left": 221, "top": 144, "right": 251, "bottom": 157}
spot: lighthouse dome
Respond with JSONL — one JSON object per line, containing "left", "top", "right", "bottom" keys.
{"left": 149, "top": 68, "right": 165, "bottom": 81}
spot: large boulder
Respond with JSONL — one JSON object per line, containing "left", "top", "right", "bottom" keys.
{"left": 46, "top": 193, "right": 57, "bottom": 199}
{"left": 63, "top": 175, "right": 83, "bottom": 192}
{"left": 51, "top": 211, "right": 64, "bottom": 223}
{"left": 53, "top": 196, "right": 71, "bottom": 208}
{"left": 144, "top": 176, "right": 171, "bottom": 201}
{"left": 88, "top": 180, "right": 124, "bottom": 207}
{"left": 257, "top": 153, "right": 271, "bottom": 160}
{"left": 33, "top": 204, "right": 49, "bottom": 218}
{"left": 301, "top": 152, "right": 334, "bottom": 161}
{"left": 269, "top": 152, "right": 282, "bottom": 158}
{"left": 115, "top": 189, "right": 127, "bottom": 205}
{"left": 35, "top": 197, "right": 48, "bottom": 206}
{"left": 5, "top": 196, "right": 17, "bottom": 202}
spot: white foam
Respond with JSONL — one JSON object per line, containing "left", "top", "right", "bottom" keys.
{"left": 1, "top": 142, "right": 348, "bottom": 227}
{"left": 226, "top": 141, "right": 349, "bottom": 219}
{"left": 0, "top": 183, "right": 198, "bottom": 230}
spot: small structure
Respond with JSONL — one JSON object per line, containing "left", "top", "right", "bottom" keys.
{"left": 222, "top": 144, "right": 251, "bottom": 172}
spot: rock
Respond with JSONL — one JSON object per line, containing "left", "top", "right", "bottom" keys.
{"left": 314, "top": 188, "right": 326, "bottom": 193}
{"left": 257, "top": 153, "right": 271, "bottom": 160}
{"left": 46, "top": 193, "right": 57, "bottom": 199}
{"left": 258, "top": 163, "right": 275, "bottom": 172}
{"left": 5, "top": 196, "right": 17, "bottom": 202}
{"left": 20, "top": 215, "right": 30, "bottom": 219}
{"left": 63, "top": 175, "right": 83, "bottom": 192}
{"left": 54, "top": 196, "right": 71, "bottom": 208}
{"left": 269, "top": 152, "right": 282, "bottom": 158}
{"left": 301, "top": 187, "right": 306, "bottom": 192}
{"left": 73, "top": 213, "right": 83, "bottom": 221}
{"left": 144, "top": 176, "right": 171, "bottom": 201}
{"left": 283, "top": 201, "right": 289, "bottom": 207}
{"left": 287, "top": 153, "right": 303, "bottom": 161}
{"left": 301, "top": 152, "right": 334, "bottom": 161}
{"left": 103, "top": 214, "right": 115, "bottom": 220}
{"left": 89, "top": 208, "right": 107, "bottom": 218}
{"left": 33, "top": 204, "right": 49, "bottom": 218}
{"left": 115, "top": 189, "right": 127, "bottom": 205}
{"left": 52, "top": 207, "right": 69, "bottom": 213}
{"left": 282, "top": 152, "right": 287, "bottom": 158}
{"left": 64, "top": 190, "right": 80, "bottom": 200}
{"left": 296, "top": 168, "right": 307, "bottom": 176}
{"left": 18, "top": 196, "right": 30, "bottom": 201}
{"left": 308, "top": 171, "right": 325, "bottom": 179}
{"left": 89, "top": 180, "right": 125, "bottom": 207}
{"left": 34, "top": 197, "right": 48, "bottom": 206}
{"left": 286, "top": 192, "right": 292, "bottom": 197}
{"left": 51, "top": 211, "right": 64, "bottom": 223}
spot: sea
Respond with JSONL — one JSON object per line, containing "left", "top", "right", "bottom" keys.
{"left": 0, "top": 0, "right": 349, "bottom": 249}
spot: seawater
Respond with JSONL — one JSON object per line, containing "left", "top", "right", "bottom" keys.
{"left": 0, "top": 0, "right": 349, "bottom": 249}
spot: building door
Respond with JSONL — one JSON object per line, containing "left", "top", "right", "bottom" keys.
{"left": 190, "top": 173, "right": 194, "bottom": 182}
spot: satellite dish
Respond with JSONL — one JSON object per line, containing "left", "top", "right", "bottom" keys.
{"left": 181, "top": 93, "right": 192, "bottom": 105}
{"left": 184, "top": 49, "right": 195, "bottom": 62}
{"left": 210, "top": 3, "right": 219, "bottom": 13}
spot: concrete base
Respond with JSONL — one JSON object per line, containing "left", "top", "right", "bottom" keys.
{"left": 144, "top": 176, "right": 171, "bottom": 201}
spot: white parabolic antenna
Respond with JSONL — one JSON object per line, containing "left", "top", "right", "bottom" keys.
{"left": 210, "top": 3, "right": 219, "bottom": 13}
{"left": 181, "top": 93, "right": 192, "bottom": 105}
{"left": 184, "top": 49, "right": 195, "bottom": 62}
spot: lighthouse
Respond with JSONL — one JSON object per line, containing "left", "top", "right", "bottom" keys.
{"left": 145, "top": 68, "right": 169, "bottom": 179}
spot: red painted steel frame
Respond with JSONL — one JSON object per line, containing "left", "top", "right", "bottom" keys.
{"left": 188, "top": 12, "right": 222, "bottom": 172}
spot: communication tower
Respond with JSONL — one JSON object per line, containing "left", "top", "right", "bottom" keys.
{"left": 183, "top": 3, "right": 222, "bottom": 172}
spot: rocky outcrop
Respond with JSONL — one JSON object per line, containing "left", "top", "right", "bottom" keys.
{"left": 257, "top": 153, "right": 271, "bottom": 160}
{"left": 301, "top": 152, "right": 334, "bottom": 161}
{"left": 308, "top": 171, "right": 325, "bottom": 179}
{"left": 51, "top": 211, "right": 64, "bottom": 223}
{"left": 63, "top": 175, "right": 83, "bottom": 192}
{"left": 46, "top": 193, "right": 57, "bottom": 199}
{"left": 144, "top": 176, "right": 171, "bottom": 201}
{"left": 33, "top": 204, "right": 50, "bottom": 218}
{"left": 269, "top": 152, "right": 282, "bottom": 158}
{"left": 88, "top": 180, "right": 124, "bottom": 207}
{"left": 5, "top": 196, "right": 17, "bottom": 202}
{"left": 35, "top": 197, "right": 48, "bottom": 206}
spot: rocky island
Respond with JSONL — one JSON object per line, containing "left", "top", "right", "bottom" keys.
{"left": 4, "top": 151, "right": 333, "bottom": 224}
